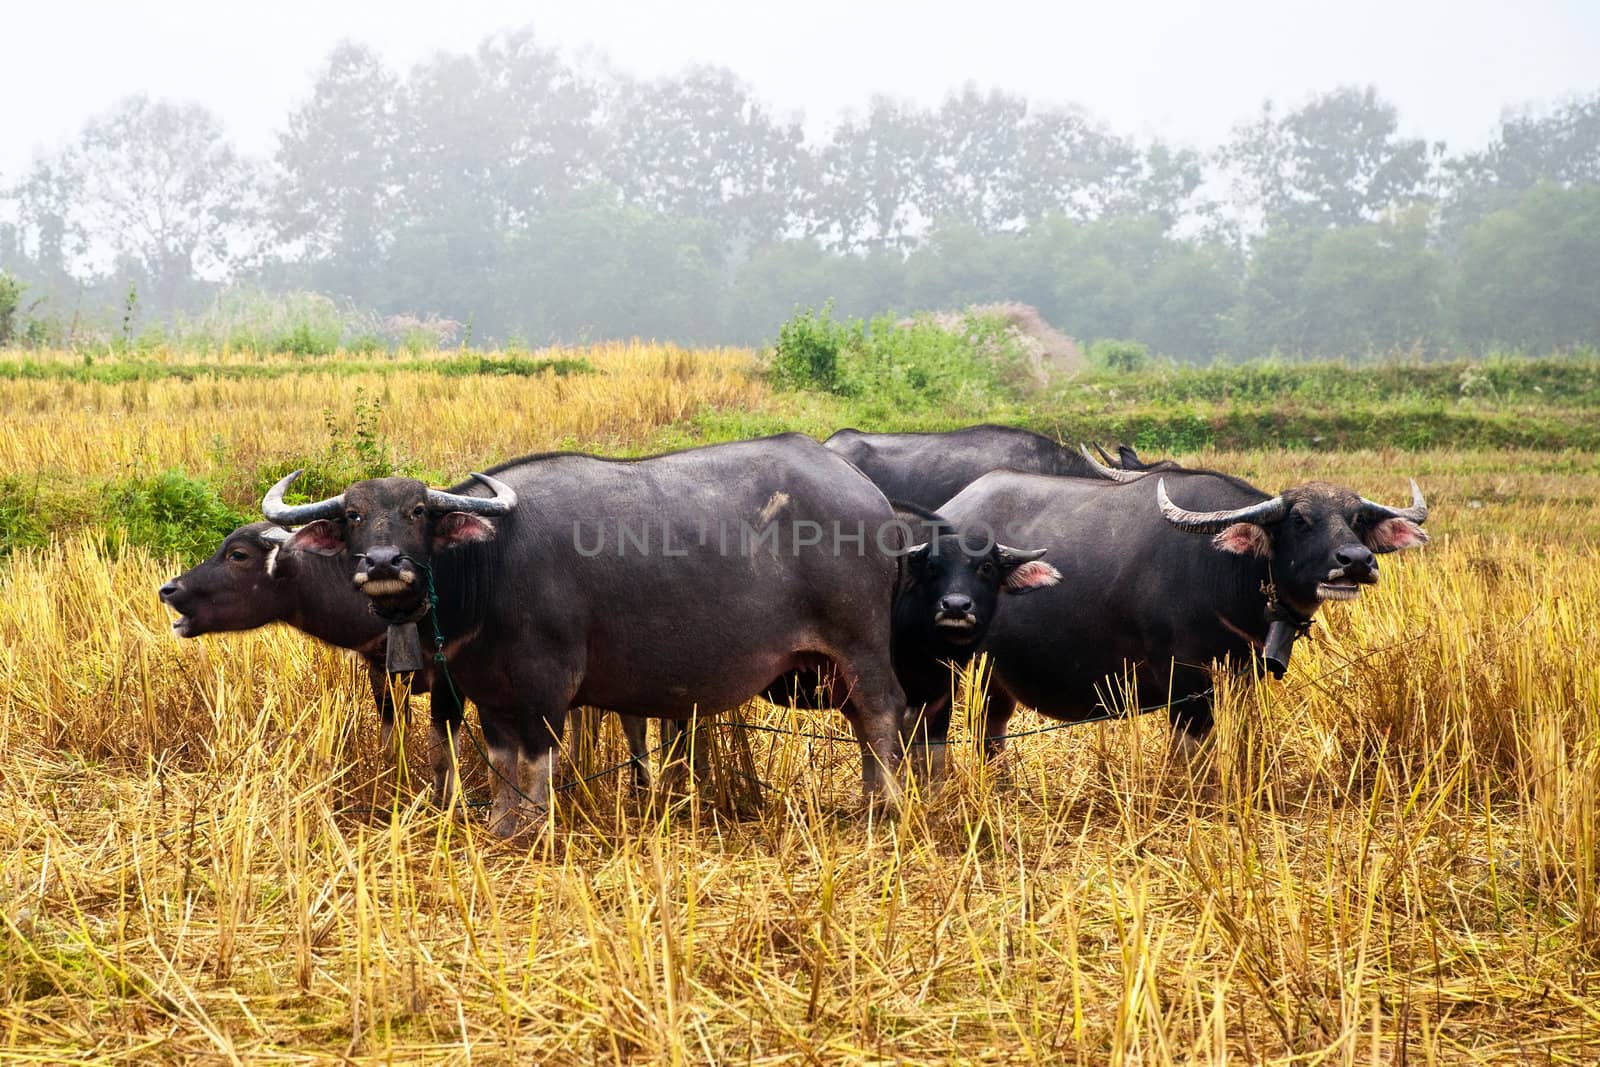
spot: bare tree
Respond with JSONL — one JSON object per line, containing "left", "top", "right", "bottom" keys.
{"left": 67, "top": 94, "right": 261, "bottom": 311}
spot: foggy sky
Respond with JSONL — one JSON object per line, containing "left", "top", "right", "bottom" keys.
{"left": 2, "top": 0, "right": 1596, "bottom": 182}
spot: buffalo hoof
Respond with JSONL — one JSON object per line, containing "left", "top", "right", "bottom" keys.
{"left": 656, "top": 761, "right": 699, "bottom": 800}
{"left": 1170, "top": 729, "right": 1210, "bottom": 763}
{"left": 980, "top": 746, "right": 1019, "bottom": 787}
{"left": 904, "top": 744, "right": 948, "bottom": 788}
{"left": 433, "top": 797, "right": 469, "bottom": 824}
{"left": 487, "top": 803, "right": 549, "bottom": 841}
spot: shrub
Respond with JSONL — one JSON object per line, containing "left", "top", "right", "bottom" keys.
{"left": 0, "top": 476, "right": 48, "bottom": 558}
{"left": 174, "top": 289, "right": 375, "bottom": 355}
{"left": 769, "top": 305, "right": 1033, "bottom": 418}
{"left": 274, "top": 320, "right": 339, "bottom": 357}
{"left": 383, "top": 314, "right": 461, "bottom": 355}
{"left": 0, "top": 272, "right": 21, "bottom": 347}
{"left": 101, "top": 471, "right": 250, "bottom": 565}
{"left": 1088, "top": 338, "right": 1151, "bottom": 373}
{"left": 344, "top": 333, "right": 386, "bottom": 356}
{"left": 771, "top": 304, "right": 853, "bottom": 392}
{"left": 838, "top": 315, "right": 1015, "bottom": 413}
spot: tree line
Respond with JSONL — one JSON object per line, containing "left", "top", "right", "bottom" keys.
{"left": 1, "top": 29, "right": 1597, "bottom": 357}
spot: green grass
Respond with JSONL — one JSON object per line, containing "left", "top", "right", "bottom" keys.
{"left": 1056, "top": 353, "right": 1600, "bottom": 407}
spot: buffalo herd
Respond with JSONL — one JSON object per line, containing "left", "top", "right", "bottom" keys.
{"left": 159, "top": 424, "right": 1428, "bottom": 837}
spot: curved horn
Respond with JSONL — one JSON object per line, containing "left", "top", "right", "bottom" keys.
{"left": 1359, "top": 479, "right": 1427, "bottom": 524}
{"left": 1079, "top": 444, "right": 1146, "bottom": 483}
{"left": 261, "top": 470, "right": 345, "bottom": 525}
{"left": 1092, "top": 442, "right": 1118, "bottom": 465}
{"left": 426, "top": 472, "right": 518, "bottom": 516}
{"left": 1156, "top": 477, "right": 1289, "bottom": 533}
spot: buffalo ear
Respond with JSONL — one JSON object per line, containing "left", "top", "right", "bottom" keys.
{"left": 1365, "top": 517, "right": 1428, "bottom": 553}
{"left": 433, "top": 512, "right": 496, "bottom": 550}
{"left": 284, "top": 519, "right": 346, "bottom": 556}
{"left": 900, "top": 542, "right": 932, "bottom": 580}
{"left": 1212, "top": 522, "right": 1272, "bottom": 557}
{"left": 996, "top": 545, "right": 1061, "bottom": 593}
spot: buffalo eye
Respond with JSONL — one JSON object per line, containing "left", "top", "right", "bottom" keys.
{"left": 346, "top": 510, "right": 363, "bottom": 524}
{"left": 411, "top": 504, "right": 427, "bottom": 520}
{"left": 1293, "top": 511, "right": 1313, "bottom": 531}
{"left": 977, "top": 560, "right": 996, "bottom": 579}
{"left": 227, "top": 549, "right": 249, "bottom": 563}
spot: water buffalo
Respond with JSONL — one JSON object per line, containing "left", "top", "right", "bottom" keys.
{"left": 764, "top": 502, "right": 1061, "bottom": 778}
{"left": 158, "top": 522, "right": 651, "bottom": 800}
{"left": 262, "top": 434, "right": 910, "bottom": 837}
{"left": 937, "top": 464, "right": 1429, "bottom": 756}
{"left": 823, "top": 424, "right": 1165, "bottom": 512}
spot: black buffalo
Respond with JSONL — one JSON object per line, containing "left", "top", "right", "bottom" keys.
{"left": 263, "top": 434, "right": 911, "bottom": 837}
{"left": 823, "top": 424, "right": 1164, "bottom": 512}
{"left": 937, "top": 464, "right": 1429, "bottom": 756}
{"left": 764, "top": 503, "right": 1062, "bottom": 778}
{"left": 158, "top": 522, "right": 651, "bottom": 800}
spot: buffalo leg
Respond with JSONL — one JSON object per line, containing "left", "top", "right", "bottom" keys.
{"left": 1166, "top": 667, "right": 1215, "bottom": 759}
{"left": 368, "top": 660, "right": 413, "bottom": 758}
{"left": 901, "top": 695, "right": 954, "bottom": 784}
{"left": 617, "top": 714, "right": 652, "bottom": 789}
{"left": 836, "top": 658, "right": 906, "bottom": 805}
{"left": 980, "top": 688, "right": 1020, "bottom": 763}
{"left": 428, "top": 673, "right": 466, "bottom": 807}
{"left": 658, "top": 716, "right": 711, "bottom": 795}
{"left": 480, "top": 704, "right": 566, "bottom": 839}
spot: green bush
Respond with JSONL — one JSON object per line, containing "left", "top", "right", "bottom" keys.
{"left": 0, "top": 476, "right": 49, "bottom": 558}
{"left": 101, "top": 471, "right": 251, "bottom": 565}
{"left": 770, "top": 306, "right": 1031, "bottom": 420}
{"left": 838, "top": 316, "right": 1015, "bottom": 413}
{"left": 0, "top": 272, "right": 21, "bottom": 347}
{"left": 344, "top": 334, "right": 386, "bottom": 356}
{"left": 1088, "top": 338, "right": 1151, "bottom": 373}
{"left": 173, "top": 289, "right": 374, "bottom": 355}
{"left": 22, "top": 312, "right": 65, "bottom": 348}
{"left": 276, "top": 320, "right": 339, "bottom": 357}
{"left": 771, "top": 304, "right": 853, "bottom": 392}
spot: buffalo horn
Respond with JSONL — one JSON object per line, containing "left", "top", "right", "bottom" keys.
{"left": 1079, "top": 444, "right": 1147, "bottom": 483}
{"left": 426, "top": 472, "right": 518, "bottom": 516}
{"left": 1156, "top": 477, "right": 1289, "bottom": 533}
{"left": 1358, "top": 479, "right": 1427, "bottom": 524}
{"left": 261, "top": 470, "right": 345, "bottom": 525}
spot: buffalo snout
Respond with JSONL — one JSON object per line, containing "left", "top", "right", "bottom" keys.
{"left": 359, "top": 545, "right": 404, "bottom": 577}
{"left": 354, "top": 546, "right": 418, "bottom": 596}
{"left": 937, "top": 593, "right": 975, "bottom": 617}
{"left": 1335, "top": 543, "right": 1378, "bottom": 581}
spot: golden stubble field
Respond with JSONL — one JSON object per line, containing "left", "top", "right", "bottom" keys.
{"left": 1, "top": 345, "right": 1598, "bottom": 1064}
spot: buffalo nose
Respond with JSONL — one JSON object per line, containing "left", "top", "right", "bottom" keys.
{"left": 939, "top": 593, "right": 975, "bottom": 615}
{"left": 1336, "top": 544, "right": 1376, "bottom": 572}
{"left": 158, "top": 581, "right": 178, "bottom": 601}
{"left": 362, "top": 546, "right": 403, "bottom": 576}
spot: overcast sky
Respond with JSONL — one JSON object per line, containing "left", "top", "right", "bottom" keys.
{"left": 2, "top": 0, "right": 1596, "bottom": 181}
